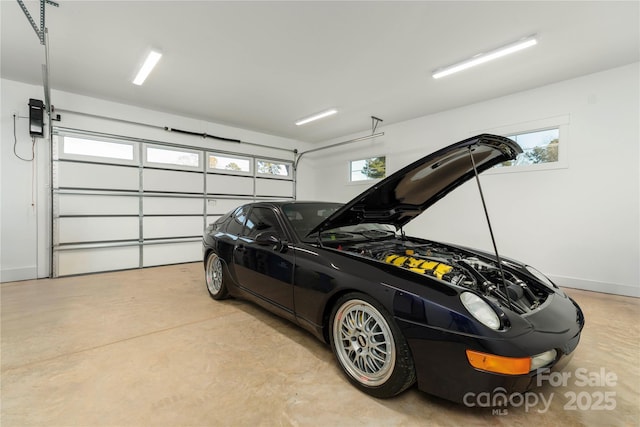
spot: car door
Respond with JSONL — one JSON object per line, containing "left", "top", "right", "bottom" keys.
{"left": 233, "top": 206, "right": 295, "bottom": 314}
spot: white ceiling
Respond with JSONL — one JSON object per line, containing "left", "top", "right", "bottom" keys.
{"left": 1, "top": 1, "right": 638, "bottom": 143}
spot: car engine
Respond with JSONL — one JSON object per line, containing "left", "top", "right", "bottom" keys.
{"left": 336, "top": 239, "right": 551, "bottom": 314}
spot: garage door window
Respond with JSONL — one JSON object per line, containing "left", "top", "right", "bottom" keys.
{"left": 208, "top": 153, "right": 252, "bottom": 174}
{"left": 257, "top": 160, "right": 292, "bottom": 178}
{"left": 62, "top": 137, "right": 135, "bottom": 162}
{"left": 146, "top": 146, "right": 201, "bottom": 169}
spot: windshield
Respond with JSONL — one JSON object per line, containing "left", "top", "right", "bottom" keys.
{"left": 282, "top": 202, "right": 342, "bottom": 238}
{"left": 282, "top": 202, "right": 396, "bottom": 242}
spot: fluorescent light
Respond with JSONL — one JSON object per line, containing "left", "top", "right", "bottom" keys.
{"left": 133, "top": 50, "right": 162, "bottom": 85}
{"left": 432, "top": 36, "right": 537, "bottom": 79}
{"left": 295, "top": 109, "right": 338, "bottom": 126}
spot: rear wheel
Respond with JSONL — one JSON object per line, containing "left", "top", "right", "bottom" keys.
{"left": 329, "top": 292, "right": 416, "bottom": 398}
{"left": 205, "top": 252, "right": 228, "bottom": 300}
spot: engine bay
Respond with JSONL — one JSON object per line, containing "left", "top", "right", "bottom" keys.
{"left": 334, "top": 238, "right": 552, "bottom": 314}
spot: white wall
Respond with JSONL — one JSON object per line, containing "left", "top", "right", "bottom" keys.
{"left": 0, "top": 78, "right": 308, "bottom": 282}
{"left": 3, "top": 64, "right": 638, "bottom": 296}
{"left": 298, "top": 63, "right": 639, "bottom": 297}
{"left": 0, "top": 80, "right": 50, "bottom": 281}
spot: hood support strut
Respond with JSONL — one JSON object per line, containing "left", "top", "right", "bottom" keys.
{"left": 468, "top": 147, "right": 514, "bottom": 311}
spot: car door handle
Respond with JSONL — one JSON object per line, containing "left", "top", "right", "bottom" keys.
{"left": 235, "top": 245, "right": 246, "bottom": 253}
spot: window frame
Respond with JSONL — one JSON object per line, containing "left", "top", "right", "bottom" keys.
{"left": 481, "top": 115, "right": 570, "bottom": 175}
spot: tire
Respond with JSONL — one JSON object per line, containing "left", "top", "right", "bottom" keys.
{"left": 329, "top": 292, "right": 416, "bottom": 398}
{"left": 205, "top": 252, "right": 229, "bottom": 300}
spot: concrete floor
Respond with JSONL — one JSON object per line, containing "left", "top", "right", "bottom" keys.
{"left": 1, "top": 263, "right": 638, "bottom": 426}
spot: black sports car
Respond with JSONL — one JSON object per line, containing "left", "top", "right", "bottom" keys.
{"left": 202, "top": 134, "right": 584, "bottom": 402}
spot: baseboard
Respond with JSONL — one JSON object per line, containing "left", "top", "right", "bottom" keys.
{"left": 0, "top": 267, "right": 38, "bottom": 283}
{"left": 549, "top": 274, "right": 640, "bottom": 298}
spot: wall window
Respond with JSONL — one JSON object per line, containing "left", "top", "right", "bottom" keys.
{"left": 497, "top": 128, "right": 559, "bottom": 168}
{"left": 208, "top": 153, "right": 252, "bottom": 173}
{"left": 146, "top": 146, "right": 200, "bottom": 168}
{"left": 350, "top": 156, "right": 386, "bottom": 182}
{"left": 257, "top": 160, "right": 292, "bottom": 178}
{"left": 63, "top": 137, "right": 134, "bottom": 160}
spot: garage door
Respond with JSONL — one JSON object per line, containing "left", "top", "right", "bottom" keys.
{"left": 52, "top": 131, "right": 294, "bottom": 277}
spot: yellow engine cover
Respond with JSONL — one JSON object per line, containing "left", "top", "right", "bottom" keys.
{"left": 384, "top": 254, "right": 453, "bottom": 280}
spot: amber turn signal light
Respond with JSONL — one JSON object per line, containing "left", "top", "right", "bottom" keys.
{"left": 466, "top": 349, "right": 531, "bottom": 375}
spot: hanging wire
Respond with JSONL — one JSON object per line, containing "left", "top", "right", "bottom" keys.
{"left": 31, "top": 141, "right": 37, "bottom": 208}
{"left": 13, "top": 114, "right": 36, "bottom": 162}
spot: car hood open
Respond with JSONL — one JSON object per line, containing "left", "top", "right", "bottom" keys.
{"left": 309, "top": 134, "right": 522, "bottom": 235}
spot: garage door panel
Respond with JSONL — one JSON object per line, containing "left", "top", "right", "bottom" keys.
{"left": 58, "top": 162, "right": 138, "bottom": 190}
{"left": 59, "top": 194, "right": 139, "bottom": 216}
{"left": 53, "top": 132, "right": 294, "bottom": 277}
{"left": 143, "top": 169, "right": 203, "bottom": 193}
{"left": 143, "top": 242, "right": 201, "bottom": 267}
{"left": 58, "top": 217, "right": 139, "bottom": 243}
{"left": 255, "top": 178, "right": 293, "bottom": 197}
{"left": 58, "top": 246, "right": 140, "bottom": 276}
{"left": 206, "top": 174, "right": 253, "bottom": 195}
{"left": 143, "top": 197, "right": 203, "bottom": 215}
{"left": 143, "top": 216, "right": 203, "bottom": 239}
{"left": 206, "top": 198, "right": 247, "bottom": 215}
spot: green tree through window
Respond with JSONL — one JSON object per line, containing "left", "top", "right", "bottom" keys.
{"left": 351, "top": 156, "right": 386, "bottom": 181}
{"left": 524, "top": 138, "right": 558, "bottom": 164}
{"left": 362, "top": 157, "right": 386, "bottom": 179}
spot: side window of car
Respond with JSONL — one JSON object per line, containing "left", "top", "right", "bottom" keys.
{"left": 225, "top": 206, "right": 249, "bottom": 236}
{"left": 244, "top": 207, "right": 284, "bottom": 239}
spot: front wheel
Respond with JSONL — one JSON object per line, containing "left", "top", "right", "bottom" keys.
{"left": 329, "top": 292, "right": 416, "bottom": 398}
{"left": 205, "top": 252, "right": 228, "bottom": 300}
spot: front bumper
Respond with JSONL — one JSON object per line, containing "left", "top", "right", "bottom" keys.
{"left": 402, "top": 325, "right": 581, "bottom": 402}
{"left": 396, "top": 290, "right": 584, "bottom": 403}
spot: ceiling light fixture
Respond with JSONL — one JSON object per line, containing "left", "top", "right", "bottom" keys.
{"left": 295, "top": 109, "right": 338, "bottom": 126}
{"left": 432, "top": 35, "right": 538, "bottom": 79}
{"left": 133, "top": 49, "right": 162, "bottom": 85}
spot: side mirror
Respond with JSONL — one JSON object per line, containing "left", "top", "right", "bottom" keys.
{"left": 255, "top": 231, "right": 287, "bottom": 252}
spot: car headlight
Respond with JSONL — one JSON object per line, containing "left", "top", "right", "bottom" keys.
{"left": 525, "top": 265, "right": 559, "bottom": 289}
{"left": 530, "top": 349, "right": 558, "bottom": 370}
{"left": 460, "top": 292, "right": 501, "bottom": 330}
